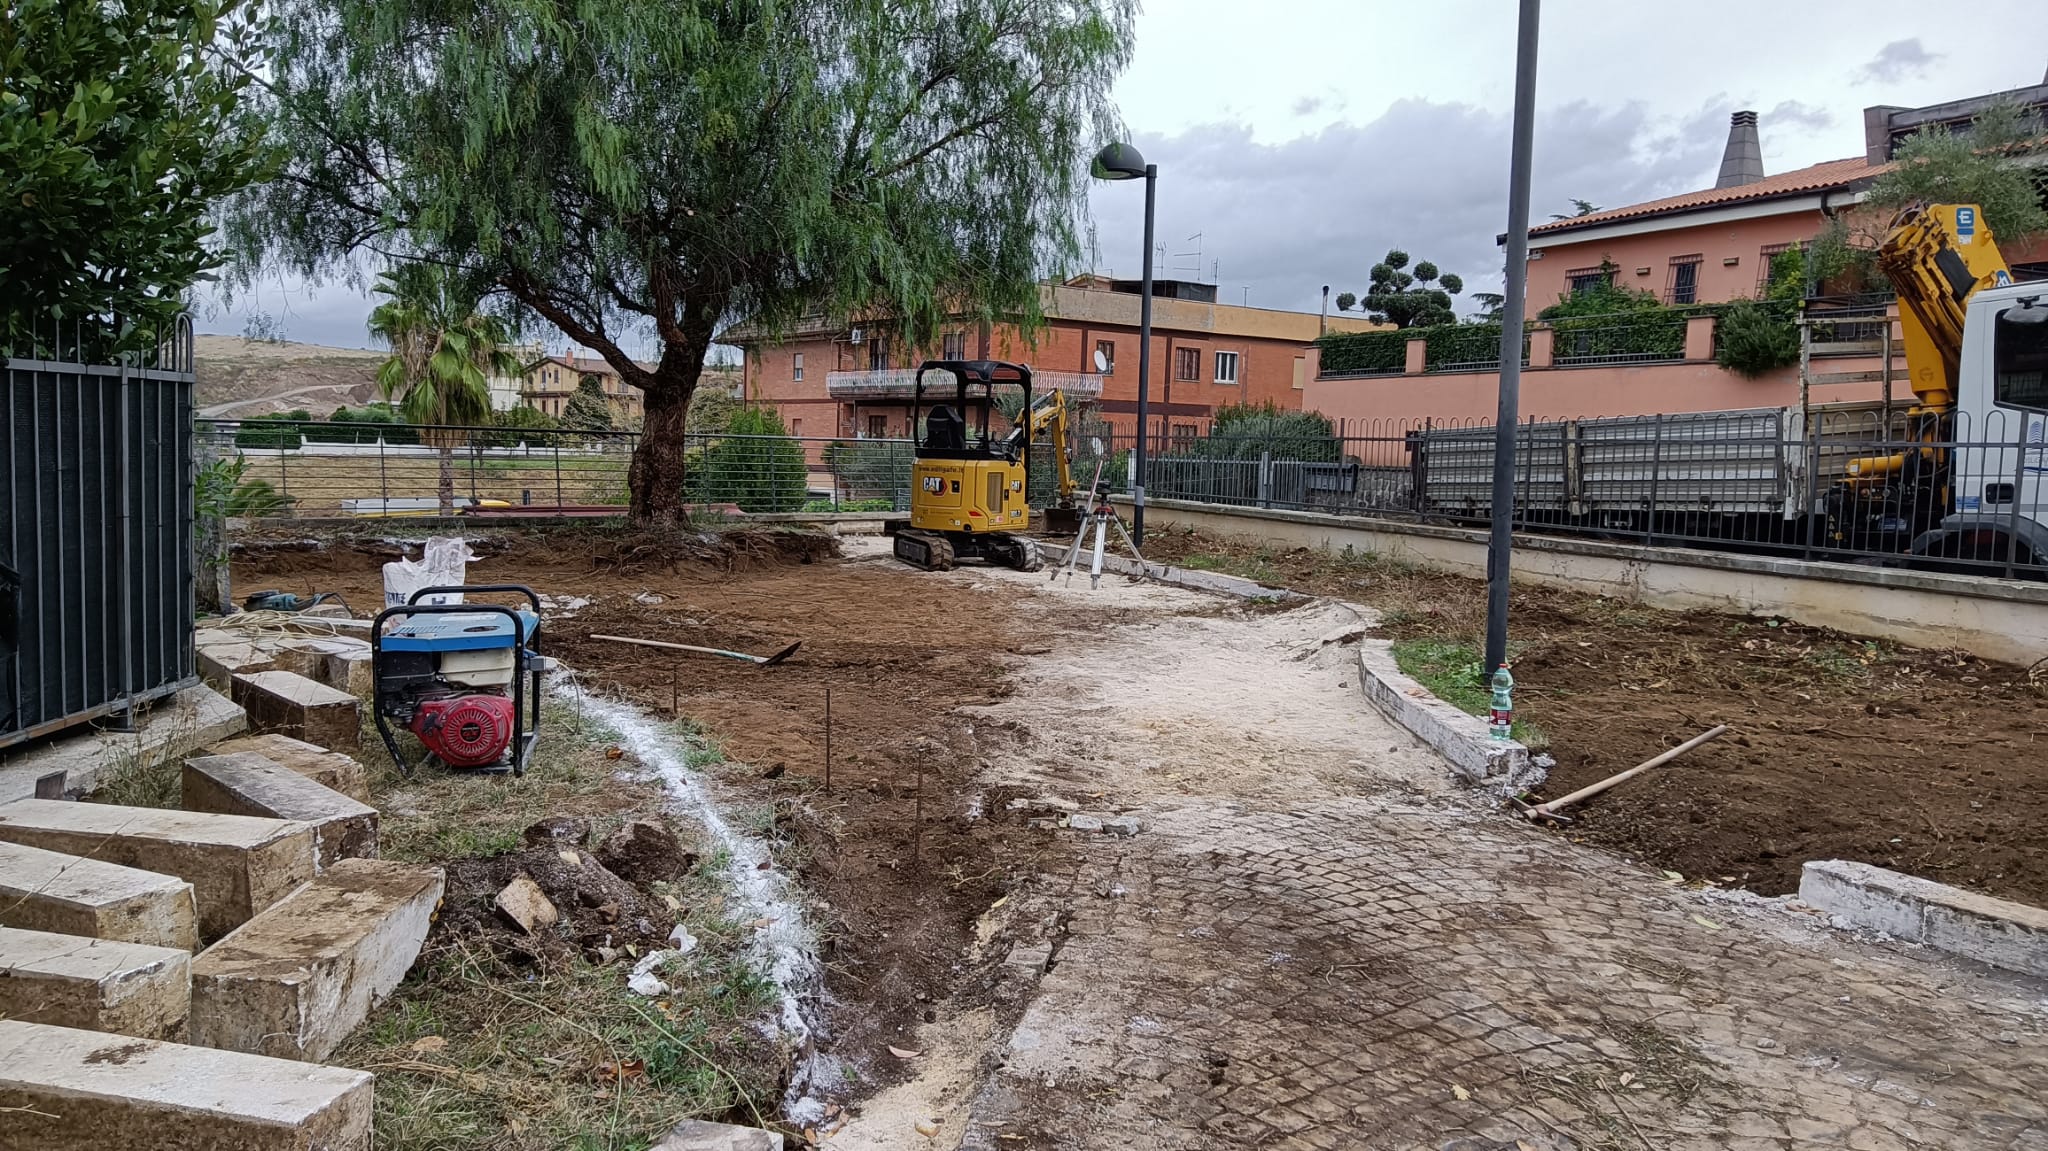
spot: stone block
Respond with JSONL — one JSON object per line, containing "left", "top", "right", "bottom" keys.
{"left": 0, "top": 1019, "right": 373, "bottom": 1150}
{"left": 198, "top": 643, "right": 277, "bottom": 693}
{"left": 209, "top": 733, "right": 371, "bottom": 803}
{"left": 189, "top": 858, "right": 444, "bottom": 1062}
{"left": 1355, "top": 641, "right": 1534, "bottom": 793}
{"left": 0, "top": 839, "right": 200, "bottom": 951}
{"left": 268, "top": 637, "right": 372, "bottom": 694}
{"left": 183, "top": 753, "right": 378, "bottom": 870}
{"left": 654, "top": 1119, "right": 785, "bottom": 1151}
{"left": 0, "top": 926, "right": 192, "bottom": 1040}
{"left": 1800, "top": 859, "right": 2048, "bottom": 978}
{"left": 0, "top": 799, "right": 315, "bottom": 941}
{"left": 0, "top": 684, "right": 247, "bottom": 805}
{"left": 232, "top": 670, "right": 361, "bottom": 749}
{"left": 321, "top": 647, "right": 375, "bottom": 697}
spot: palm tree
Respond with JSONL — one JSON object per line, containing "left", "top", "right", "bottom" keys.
{"left": 366, "top": 264, "right": 522, "bottom": 514}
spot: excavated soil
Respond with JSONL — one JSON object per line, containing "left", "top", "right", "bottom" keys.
{"left": 234, "top": 525, "right": 1072, "bottom": 1095}
{"left": 1137, "top": 528, "right": 2048, "bottom": 906}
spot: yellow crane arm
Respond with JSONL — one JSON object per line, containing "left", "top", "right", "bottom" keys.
{"left": 1006, "top": 388, "right": 1077, "bottom": 506}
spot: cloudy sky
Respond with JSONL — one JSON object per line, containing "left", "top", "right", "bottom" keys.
{"left": 198, "top": 0, "right": 2047, "bottom": 350}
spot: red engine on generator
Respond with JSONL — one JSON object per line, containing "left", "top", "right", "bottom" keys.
{"left": 410, "top": 695, "right": 518, "bottom": 768}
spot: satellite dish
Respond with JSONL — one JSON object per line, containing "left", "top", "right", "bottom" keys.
{"left": 1093, "top": 348, "right": 1110, "bottom": 373}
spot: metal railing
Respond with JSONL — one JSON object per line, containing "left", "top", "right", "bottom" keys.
{"left": 6, "top": 314, "right": 198, "bottom": 749}
{"left": 1097, "top": 402, "right": 2048, "bottom": 579}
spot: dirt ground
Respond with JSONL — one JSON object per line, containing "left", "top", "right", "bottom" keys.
{"left": 233, "top": 524, "right": 1075, "bottom": 1112}
{"left": 1136, "top": 526, "right": 2048, "bottom": 907}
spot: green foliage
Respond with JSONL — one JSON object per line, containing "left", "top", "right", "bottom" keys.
{"left": 232, "top": 0, "right": 1136, "bottom": 523}
{"left": 368, "top": 264, "right": 519, "bottom": 435}
{"left": 1356, "top": 248, "right": 1464, "bottom": 328}
{"left": 1866, "top": 101, "right": 2048, "bottom": 245}
{"left": 302, "top": 404, "right": 419, "bottom": 445}
{"left": 561, "top": 376, "right": 615, "bottom": 435}
{"left": 1333, "top": 291, "right": 1358, "bottom": 312}
{"left": 1550, "top": 198, "right": 1601, "bottom": 220}
{"left": 1536, "top": 272, "right": 1665, "bottom": 320}
{"left": 823, "top": 438, "right": 915, "bottom": 505}
{"left": 1, "top": 0, "right": 272, "bottom": 352}
{"left": 233, "top": 408, "right": 312, "bottom": 449}
{"left": 1537, "top": 273, "right": 1685, "bottom": 361}
{"left": 1715, "top": 299, "right": 1800, "bottom": 378}
{"left": 1314, "top": 329, "right": 1409, "bottom": 376}
{"left": 689, "top": 407, "right": 808, "bottom": 513}
{"left": 1468, "top": 292, "right": 1506, "bottom": 322}
{"left": 474, "top": 404, "right": 562, "bottom": 448}
{"left": 196, "top": 453, "right": 292, "bottom": 519}
{"left": 1170, "top": 402, "right": 1339, "bottom": 462}
{"left": 801, "top": 497, "right": 896, "bottom": 512}
{"left": 1764, "top": 223, "right": 1884, "bottom": 302}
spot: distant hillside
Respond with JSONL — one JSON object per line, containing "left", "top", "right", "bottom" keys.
{"left": 194, "top": 335, "right": 385, "bottom": 417}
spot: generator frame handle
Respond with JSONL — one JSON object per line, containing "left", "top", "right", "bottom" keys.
{"left": 407, "top": 584, "right": 544, "bottom": 614}
{"left": 370, "top": 600, "right": 540, "bottom": 778}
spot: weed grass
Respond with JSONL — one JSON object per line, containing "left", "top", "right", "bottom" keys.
{"left": 1390, "top": 637, "right": 1548, "bottom": 750}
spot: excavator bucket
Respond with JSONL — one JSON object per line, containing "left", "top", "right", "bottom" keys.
{"left": 1042, "top": 506, "right": 1082, "bottom": 535}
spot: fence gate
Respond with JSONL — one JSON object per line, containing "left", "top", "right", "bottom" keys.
{"left": 2, "top": 319, "right": 198, "bottom": 750}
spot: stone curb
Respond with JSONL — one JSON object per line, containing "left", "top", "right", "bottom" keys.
{"left": 1354, "top": 640, "right": 1529, "bottom": 790}
{"left": 1799, "top": 859, "right": 2048, "bottom": 979}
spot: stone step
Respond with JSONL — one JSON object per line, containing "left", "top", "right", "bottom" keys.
{"left": 269, "top": 636, "right": 373, "bottom": 697}
{"left": 183, "top": 753, "right": 378, "bottom": 871}
{"left": 0, "top": 1019, "right": 373, "bottom": 1150}
{"left": 231, "top": 670, "right": 361, "bottom": 751}
{"left": 0, "top": 840, "right": 199, "bottom": 951}
{"left": 189, "top": 858, "right": 444, "bottom": 1063}
{"left": 198, "top": 642, "right": 277, "bottom": 694}
{"left": 0, "top": 799, "right": 315, "bottom": 942}
{"left": 0, "top": 683, "right": 247, "bottom": 805}
{"left": 207, "top": 734, "right": 371, "bottom": 804}
{"left": 0, "top": 926, "right": 192, "bottom": 1040}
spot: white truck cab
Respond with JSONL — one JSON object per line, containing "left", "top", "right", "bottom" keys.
{"left": 1933, "top": 282, "right": 2048, "bottom": 566}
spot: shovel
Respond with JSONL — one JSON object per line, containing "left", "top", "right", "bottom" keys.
{"left": 590, "top": 633, "right": 801, "bottom": 667}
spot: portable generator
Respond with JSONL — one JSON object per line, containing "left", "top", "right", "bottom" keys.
{"left": 370, "top": 584, "right": 544, "bottom": 776}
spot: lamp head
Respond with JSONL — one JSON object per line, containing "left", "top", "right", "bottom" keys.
{"left": 1092, "top": 143, "right": 1149, "bottom": 181}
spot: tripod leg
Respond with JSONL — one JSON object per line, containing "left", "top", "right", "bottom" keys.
{"left": 1110, "top": 514, "right": 1151, "bottom": 580}
{"left": 1060, "top": 498, "right": 1091, "bottom": 585}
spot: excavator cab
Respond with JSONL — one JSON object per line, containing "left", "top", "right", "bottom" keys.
{"left": 891, "top": 360, "right": 1044, "bottom": 572}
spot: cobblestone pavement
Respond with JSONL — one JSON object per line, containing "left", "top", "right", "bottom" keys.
{"left": 926, "top": 574, "right": 2048, "bottom": 1151}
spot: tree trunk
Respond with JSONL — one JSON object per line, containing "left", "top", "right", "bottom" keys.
{"left": 626, "top": 303, "right": 718, "bottom": 524}
{"left": 437, "top": 446, "right": 454, "bottom": 515}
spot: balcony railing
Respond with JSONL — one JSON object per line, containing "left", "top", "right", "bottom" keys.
{"left": 825, "top": 367, "right": 1105, "bottom": 399}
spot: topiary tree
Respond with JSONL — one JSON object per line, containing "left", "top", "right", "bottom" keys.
{"left": 690, "top": 407, "right": 808, "bottom": 512}
{"left": 562, "top": 376, "right": 615, "bottom": 435}
{"left": 1333, "top": 291, "right": 1358, "bottom": 312}
{"left": 1357, "top": 249, "right": 1464, "bottom": 328}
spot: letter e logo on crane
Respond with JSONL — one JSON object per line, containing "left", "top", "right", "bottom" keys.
{"left": 1955, "top": 206, "right": 1976, "bottom": 243}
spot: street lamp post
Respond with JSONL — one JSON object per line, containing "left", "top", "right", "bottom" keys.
{"left": 1093, "top": 142, "right": 1157, "bottom": 545}
{"left": 1484, "top": 0, "right": 1542, "bottom": 678}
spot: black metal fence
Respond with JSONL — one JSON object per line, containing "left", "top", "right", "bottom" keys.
{"left": 5, "top": 315, "right": 198, "bottom": 749}
{"left": 1105, "top": 403, "right": 2048, "bottom": 579}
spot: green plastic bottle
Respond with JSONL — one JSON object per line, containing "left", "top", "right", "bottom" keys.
{"left": 1488, "top": 665, "right": 1514, "bottom": 741}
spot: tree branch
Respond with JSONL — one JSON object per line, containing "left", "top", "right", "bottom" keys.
{"left": 500, "top": 268, "right": 654, "bottom": 389}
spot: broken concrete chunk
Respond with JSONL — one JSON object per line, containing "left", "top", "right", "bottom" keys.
{"left": 1066, "top": 814, "right": 1105, "bottom": 833}
{"left": 1006, "top": 795, "right": 1080, "bottom": 815}
{"left": 596, "top": 819, "right": 694, "bottom": 885}
{"left": 653, "top": 1118, "right": 786, "bottom": 1151}
{"left": 1106, "top": 816, "right": 1142, "bottom": 838}
{"left": 496, "top": 874, "right": 559, "bottom": 934}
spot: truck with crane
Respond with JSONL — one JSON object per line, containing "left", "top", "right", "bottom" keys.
{"left": 1410, "top": 203, "right": 2045, "bottom": 572}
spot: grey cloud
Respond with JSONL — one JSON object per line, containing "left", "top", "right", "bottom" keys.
{"left": 1085, "top": 97, "right": 1725, "bottom": 316}
{"left": 1856, "top": 38, "right": 1940, "bottom": 85}
{"left": 1290, "top": 95, "right": 1324, "bottom": 117}
{"left": 1764, "top": 100, "right": 1832, "bottom": 133}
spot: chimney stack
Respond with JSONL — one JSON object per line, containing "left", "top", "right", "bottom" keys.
{"left": 1716, "top": 110, "right": 1765, "bottom": 189}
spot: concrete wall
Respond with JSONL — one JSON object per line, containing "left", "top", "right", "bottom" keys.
{"left": 1131, "top": 498, "right": 2048, "bottom": 665}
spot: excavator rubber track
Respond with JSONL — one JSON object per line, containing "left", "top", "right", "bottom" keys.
{"left": 1003, "top": 535, "right": 1044, "bottom": 573}
{"left": 893, "top": 530, "right": 957, "bottom": 571}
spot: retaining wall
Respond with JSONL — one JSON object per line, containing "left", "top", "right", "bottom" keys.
{"left": 1126, "top": 498, "right": 2048, "bottom": 665}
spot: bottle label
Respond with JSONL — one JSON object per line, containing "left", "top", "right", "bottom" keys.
{"left": 1490, "top": 707, "right": 1511, "bottom": 731}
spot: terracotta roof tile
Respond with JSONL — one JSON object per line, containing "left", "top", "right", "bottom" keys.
{"left": 1528, "top": 156, "right": 1890, "bottom": 237}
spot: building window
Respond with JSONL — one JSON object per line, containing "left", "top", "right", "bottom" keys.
{"left": 942, "top": 331, "right": 966, "bottom": 360}
{"left": 1565, "top": 266, "right": 1614, "bottom": 296}
{"left": 1757, "top": 242, "right": 1795, "bottom": 296}
{"left": 1174, "top": 346, "right": 1200, "bottom": 382}
{"left": 867, "top": 337, "right": 888, "bottom": 371}
{"left": 1666, "top": 255, "right": 1702, "bottom": 305}
{"left": 868, "top": 415, "right": 888, "bottom": 439}
{"left": 790, "top": 418, "right": 803, "bottom": 436}
{"left": 1213, "top": 351, "right": 1240, "bottom": 384}
{"left": 793, "top": 353, "right": 804, "bottom": 381}
{"left": 1094, "top": 340, "right": 1115, "bottom": 374}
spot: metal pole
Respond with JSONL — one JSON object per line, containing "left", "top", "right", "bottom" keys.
{"left": 1483, "top": 0, "right": 1541, "bottom": 678}
{"left": 1133, "top": 163, "right": 1157, "bottom": 545}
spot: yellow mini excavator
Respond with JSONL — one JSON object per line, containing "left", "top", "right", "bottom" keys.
{"left": 890, "top": 359, "right": 1080, "bottom": 572}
